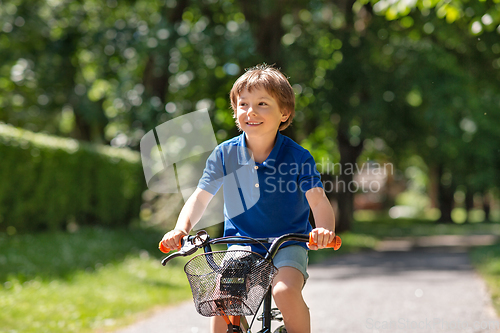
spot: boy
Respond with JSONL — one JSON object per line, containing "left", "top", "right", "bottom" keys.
{"left": 160, "top": 64, "right": 335, "bottom": 333}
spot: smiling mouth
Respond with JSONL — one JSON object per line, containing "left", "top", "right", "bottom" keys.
{"left": 246, "top": 122, "right": 263, "bottom": 126}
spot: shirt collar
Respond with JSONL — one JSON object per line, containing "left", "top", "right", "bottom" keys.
{"left": 237, "top": 133, "right": 252, "bottom": 165}
{"left": 237, "top": 131, "right": 284, "bottom": 168}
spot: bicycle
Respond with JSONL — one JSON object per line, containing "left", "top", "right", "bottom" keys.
{"left": 159, "top": 230, "right": 341, "bottom": 333}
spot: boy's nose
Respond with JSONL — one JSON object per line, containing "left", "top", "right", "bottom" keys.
{"left": 248, "top": 106, "right": 258, "bottom": 116}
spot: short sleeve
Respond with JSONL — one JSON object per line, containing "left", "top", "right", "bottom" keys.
{"left": 197, "top": 146, "right": 224, "bottom": 195}
{"left": 298, "top": 151, "right": 323, "bottom": 193}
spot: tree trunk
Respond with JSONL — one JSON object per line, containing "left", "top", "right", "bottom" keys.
{"left": 142, "top": 0, "right": 190, "bottom": 104}
{"left": 483, "top": 191, "right": 491, "bottom": 222}
{"left": 239, "top": 0, "right": 285, "bottom": 65}
{"left": 464, "top": 188, "right": 474, "bottom": 223}
{"left": 142, "top": 56, "right": 170, "bottom": 105}
{"left": 336, "top": 126, "right": 364, "bottom": 232}
{"left": 428, "top": 166, "right": 440, "bottom": 209}
{"left": 437, "top": 164, "right": 455, "bottom": 223}
{"left": 336, "top": 172, "right": 356, "bottom": 232}
{"left": 73, "top": 111, "right": 91, "bottom": 141}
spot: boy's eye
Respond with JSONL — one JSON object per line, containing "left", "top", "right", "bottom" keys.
{"left": 259, "top": 102, "right": 267, "bottom": 106}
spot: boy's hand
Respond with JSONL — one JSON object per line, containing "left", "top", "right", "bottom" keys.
{"left": 160, "top": 229, "right": 188, "bottom": 251}
{"left": 308, "top": 227, "right": 336, "bottom": 250}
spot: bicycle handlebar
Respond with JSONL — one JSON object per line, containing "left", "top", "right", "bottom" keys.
{"left": 264, "top": 233, "right": 341, "bottom": 259}
{"left": 160, "top": 231, "right": 341, "bottom": 266}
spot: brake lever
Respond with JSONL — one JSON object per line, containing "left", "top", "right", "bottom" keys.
{"left": 161, "top": 242, "right": 198, "bottom": 266}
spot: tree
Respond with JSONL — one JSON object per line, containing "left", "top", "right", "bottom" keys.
{"left": 2, "top": 0, "right": 499, "bottom": 231}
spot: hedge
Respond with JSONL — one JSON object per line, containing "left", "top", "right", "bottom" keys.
{"left": 0, "top": 123, "right": 146, "bottom": 232}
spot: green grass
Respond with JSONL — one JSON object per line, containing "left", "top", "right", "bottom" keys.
{"left": 470, "top": 244, "right": 500, "bottom": 315}
{"left": 0, "top": 227, "right": 191, "bottom": 333}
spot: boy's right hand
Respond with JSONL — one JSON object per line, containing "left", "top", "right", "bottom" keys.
{"left": 160, "top": 229, "right": 188, "bottom": 252}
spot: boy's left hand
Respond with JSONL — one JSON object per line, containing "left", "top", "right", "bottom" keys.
{"left": 308, "top": 227, "right": 336, "bottom": 250}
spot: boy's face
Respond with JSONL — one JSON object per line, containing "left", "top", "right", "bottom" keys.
{"left": 235, "top": 87, "right": 289, "bottom": 137}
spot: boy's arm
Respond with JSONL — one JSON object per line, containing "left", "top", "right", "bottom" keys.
{"left": 160, "top": 187, "right": 214, "bottom": 250}
{"left": 305, "top": 187, "right": 336, "bottom": 250}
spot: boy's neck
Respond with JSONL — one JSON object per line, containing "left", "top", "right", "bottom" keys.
{"left": 244, "top": 132, "right": 278, "bottom": 164}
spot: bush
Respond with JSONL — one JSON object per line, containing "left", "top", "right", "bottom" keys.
{"left": 0, "top": 123, "right": 146, "bottom": 232}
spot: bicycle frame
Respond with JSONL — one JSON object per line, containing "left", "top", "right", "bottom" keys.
{"left": 258, "top": 288, "right": 274, "bottom": 333}
{"left": 216, "top": 289, "right": 279, "bottom": 333}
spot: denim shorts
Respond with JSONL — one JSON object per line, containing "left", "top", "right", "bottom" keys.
{"left": 227, "top": 245, "right": 309, "bottom": 281}
{"left": 272, "top": 245, "right": 309, "bottom": 281}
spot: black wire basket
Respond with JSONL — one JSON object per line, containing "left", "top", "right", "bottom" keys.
{"left": 184, "top": 250, "right": 278, "bottom": 317}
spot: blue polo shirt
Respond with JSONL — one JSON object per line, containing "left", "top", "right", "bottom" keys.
{"left": 197, "top": 131, "right": 323, "bottom": 255}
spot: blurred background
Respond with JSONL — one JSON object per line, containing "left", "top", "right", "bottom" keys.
{"left": 1, "top": 0, "right": 500, "bottom": 332}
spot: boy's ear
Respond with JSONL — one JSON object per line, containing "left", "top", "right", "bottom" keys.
{"left": 281, "top": 113, "right": 290, "bottom": 122}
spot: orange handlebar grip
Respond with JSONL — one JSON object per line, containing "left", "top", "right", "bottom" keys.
{"left": 158, "top": 239, "right": 182, "bottom": 253}
{"left": 308, "top": 234, "right": 342, "bottom": 250}
{"left": 158, "top": 241, "right": 170, "bottom": 253}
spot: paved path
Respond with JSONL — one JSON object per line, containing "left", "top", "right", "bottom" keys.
{"left": 115, "top": 245, "right": 499, "bottom": 333}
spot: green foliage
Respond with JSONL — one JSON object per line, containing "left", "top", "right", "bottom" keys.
{"left": 2, "top": 0, "right": 500, "bottom": 230}
{"left": 0, "top": 123, "right": 145, "bottom": 232}
{"left": 276, "top": 1, "right": 500, "bottom": 228}
{"left": 0, "top": 0, "right": 257, "bottom": 144}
